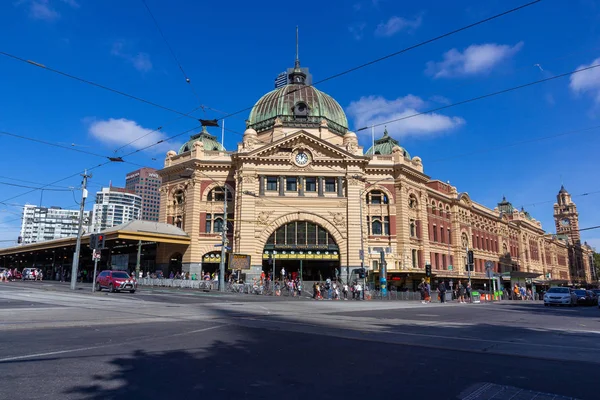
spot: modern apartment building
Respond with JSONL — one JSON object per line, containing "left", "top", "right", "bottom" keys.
{"left": 19, "top": 205, "right": 90, "bottom": 244}
{"left": 91, "top": 187, "right": 141, "bottom": 232}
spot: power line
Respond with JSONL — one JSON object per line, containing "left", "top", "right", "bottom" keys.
{"left": 0, "top": 130, "right": 110, "bottom": 159}
{"left": 356, "top": 63, "right": 600, "bottom": 132}
{"left": 140, "top": 0, "right": 203, "bottom": 105}
{"left": 428, "top": 124, "right": 600, "bottom": 163}
{"left": 0, "top": 51, "right": 199, "bottom": 120}
{"left": 220, "top": 0, "right": 542, "bottom": 120}
{"left": 0, "top": 175, "right": 73, "bottom": 190}
{"left": 0, "top": 181, "right": 74, "bottom": 192}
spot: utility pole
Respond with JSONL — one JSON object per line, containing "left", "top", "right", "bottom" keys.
{"left": 70, "top": 170, "right": 91, "bottom": 290}
{"left": 218, "top": 186, "right": 228, "bottom": 292}
{"left": 136, "top": 239, "right": 142, "bottom": 279}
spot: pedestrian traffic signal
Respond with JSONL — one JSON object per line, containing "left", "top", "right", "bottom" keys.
{"left": 467, "top": 250, "right": 474, "bottom": 264}
{"left": 425, "top": 262, "right": 431, "bottom": 277}
{"left": 358, "top": 268, "right": 366, "bottom": 279}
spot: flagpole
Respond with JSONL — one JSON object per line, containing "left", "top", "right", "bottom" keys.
{"left": 221, "top": 119, "right": 225, "bottom": 148}
{"left": 371, "top": 125, "right": 375, "bottom": 155}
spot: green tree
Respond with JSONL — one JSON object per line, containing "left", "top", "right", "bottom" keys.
{"left": 594, "top": 252, "right": 600, "bottom": 279}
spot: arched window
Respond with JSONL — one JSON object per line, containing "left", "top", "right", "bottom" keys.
{"left": 372, "top": 219, "right": 382, "bottom": 235}
{"left": 207, "top": 186, "right": 232, "bottom": 202}
{"left": 266, "top": 221, "right": 337, "bottom": 247}
{"left": 461, "top": 232, "right": 469, "bottom": 248}
{"left": 367, "top": 216, "right": 389, "bottom": 235}
{"left": 367, "top": 190, "right": 389, "bottom": 205}
{"left": 431, "top": 200, "right": 437, "bottom": 215}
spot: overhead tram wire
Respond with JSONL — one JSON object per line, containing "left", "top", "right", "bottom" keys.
{"left": 0, "top": 1, "right": 539, "bottom": 154}
{"left": 355, "top": 63, "right": 600, "bottom": 132}
{"left": 218, "top": 0, "right": 542, "bottom": 120}
{"left": 140, "top": 0, "right": 203, "bottom": 106}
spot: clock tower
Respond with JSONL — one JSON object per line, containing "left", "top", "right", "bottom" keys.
{"left": 553, "top": 185, "right": 580, "bottom": 244}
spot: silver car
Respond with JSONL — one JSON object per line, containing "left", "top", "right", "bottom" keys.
{"left": 544, "top": 287, "right": 577, "bottom": 307}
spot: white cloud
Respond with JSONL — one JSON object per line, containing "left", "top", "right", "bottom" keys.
{"left": 88, "top": 118, "right": 175, "bottom": 153}
{"left": 60, "top": 0, "right": 80, "bottom": 8}
{"left": 111, "top": 40, "right": 153, "bottom": 72}
{"left": 569, "top": 57, "right": 600, "bottom": 103}
{"left": 346, "top": 95, "right": 465, "bottom": 138}
{"left": 375, "top": 15, "right": 422, "bottom": 37}
{"left": 28, "top": 0, "right": 60, "bottom": 20}
{"left": 348, "top": 23, "right": 366, "bottom": 40}
{"left": 426, "top": 42, "right": 524, "bottom": 78}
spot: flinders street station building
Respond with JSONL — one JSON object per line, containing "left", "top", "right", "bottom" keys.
{"left": 156, "top": 59, "right": 596, "bottom": 290}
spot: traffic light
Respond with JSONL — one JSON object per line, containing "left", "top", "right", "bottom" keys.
{"left": 358, "top": 268, "right": 366, "bottom": 279}
{"left": 467, "top": 250, "right": 474, "bottom": 265}
{"left": 89, "top": 233, "right": 97, "bottom": 250}
{"left": 97, "top": 234, "right": 105, "bottom": 249}
{"left": 425, "top": 262, "right": 432, "bottom": 277}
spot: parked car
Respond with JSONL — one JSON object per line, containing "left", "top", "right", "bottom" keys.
{"left": 95, "top": 270, "right": 137, "bottom": 293}
{"left": 543, "top": 287, "right": 577, "bottom": 307}
{"left": 590, "top": 289, "right": 600, "bottom": 306}
{"left": 572, "top": 289, "right": 596, "bottom": 306}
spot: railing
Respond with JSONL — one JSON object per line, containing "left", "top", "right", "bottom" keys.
{"left": 137, "top": 278, "right": 215, "bottom": 290}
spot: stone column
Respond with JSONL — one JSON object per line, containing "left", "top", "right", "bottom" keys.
{"left": 258, "top": 175, "right": 265, "bottom": 196}
{"left": 279, "top": 176, "right": 285, "bottom": 196}
{"left": 318, "top": 176, "right": 324, "bottom": 197}
{"left": 337, "top": 176, "right": 344, "bottom": 197}
{"left": 298, "top": 176, "right": 304, "bottom": 196}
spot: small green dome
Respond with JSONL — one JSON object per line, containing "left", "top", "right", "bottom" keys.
{"left": 365, "top": 129, "right": 410, "bottom": 159}
{"left": 248, "top": 82, "right": 348, "bottom": 136}
{"left": 178, "top": 127, "right": 225, "bottom": 154}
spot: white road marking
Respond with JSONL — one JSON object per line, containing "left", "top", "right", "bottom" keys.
{"left": 0, "top": 324, "right": 225, "bottom": 362}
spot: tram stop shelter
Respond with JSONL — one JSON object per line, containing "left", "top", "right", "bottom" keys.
{"left": 0, "top": 220, "right": 190, "bottom": 280}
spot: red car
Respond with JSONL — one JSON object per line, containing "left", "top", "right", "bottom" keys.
{"left": 95, "top": 270, "right": 137, "bottom": 293}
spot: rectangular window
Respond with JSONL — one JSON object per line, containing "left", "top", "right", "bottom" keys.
{"left": 276, "top": 226, "right": 285, "bottom": 244}
{"left": 325, "top": 178, "right": 336, "bottom": 192}
{"left": 307, "top": 223, "right": 317, "bottom": 244}
{"left": 442, "top": 254, "right": 447, "bottom": 269}
{"left": 286, "top": 177, "right": 297, "bottom": 192}
{"left": 317, "top": 226, "right": 327, "bottom": 244}
{"left": 266, "top": 177, "right": 278, "bottom": 191}
{"left": 205, "top": 214, "right": 211, "bottom": 233}
{"left": 410, "top": 219, "right": 415, "bottom": 237}
{"left": 447, "top": 229, "right": 451, "bottom": 245}
{"left": 440, "top": 227, "right": 444, "bottom": 244}
{"left": 384, "top": 216, "right": 390, "bottom": 235}
{"left": 412, "top": 249, "right": 417, "bottom": 268}
{"left": 305, "top": 177, "right": 317, "bottom": 192}
{"left": 433, "top": 225, "right": 438, "bottom": 242}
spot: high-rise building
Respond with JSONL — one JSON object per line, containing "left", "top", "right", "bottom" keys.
{"left": 125, "top": 167, "right": 161, "bottom": 222}
{"left": 19, "top": 205, "right": 90, "bottom": 244}
{"left": 274, "top": 72, "right": 288, "bottom": 89}
{"left": 91, "top": 187, "right": 141, "bottom": 232}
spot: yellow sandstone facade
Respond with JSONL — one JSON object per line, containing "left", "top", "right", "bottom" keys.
{"left": 157, "top": 61, "right": 595, "bottom": 289}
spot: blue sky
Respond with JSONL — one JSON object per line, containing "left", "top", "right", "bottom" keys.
{"left": 1, "top": 0, "right": 600, "bottom": 249}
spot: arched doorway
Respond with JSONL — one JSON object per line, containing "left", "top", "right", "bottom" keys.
{"left": 201, "top": 251, "right": 227, "bottom": 276}
{"left": 263, "top": 221, "right": 340, "bottom": 282}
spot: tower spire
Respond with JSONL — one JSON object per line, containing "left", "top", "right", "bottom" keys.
{"left": 295, "top": 26, "right": 300, "bottom": 69}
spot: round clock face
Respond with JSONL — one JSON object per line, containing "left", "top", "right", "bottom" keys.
{"left": 295, "top": 152, "right": 309, "bottom": 166}
{"left": 560, "top": 218, "right": 570, "bottom": 227}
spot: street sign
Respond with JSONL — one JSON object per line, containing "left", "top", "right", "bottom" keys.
{"left": 214, "top": 244, "right": 223, "bottom": 247}
{"left": 92, "top": 249, "right": 101, "bottom": 260}
{"left": 359, "top": 249, "right": 364, "bottom": 260}
{"left": 485, "top": 261, "right": 493, "bottom": 270}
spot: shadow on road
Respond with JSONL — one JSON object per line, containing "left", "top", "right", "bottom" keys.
{"left": 62, "top": 305, "right": 598, "bottom": 400}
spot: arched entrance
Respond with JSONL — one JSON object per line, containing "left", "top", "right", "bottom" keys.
{"left": 201, "top": 251, "right": 228, "bottom": 275}
{"left": 263, "top": 221, "right": 340, "bottom": 281}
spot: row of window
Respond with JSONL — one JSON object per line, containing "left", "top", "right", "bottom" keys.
{"left": 264, "top": 177, "right": 337, "bottom": 193}
{"left": 430, "top": 252, "right": 454, "bottom": 270}
{"left": 430, "top": 225, "right": 452, "bottom": 244}
{"left": 472, "top": 234, "right": 498, "bottom": 252}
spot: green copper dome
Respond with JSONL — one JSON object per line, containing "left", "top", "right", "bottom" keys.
{"left": 248, "top": 81, "right": 348, "bottom": 136}
{"left": 178, "top": 126, "right": 225, "bottom": 154}
{"left": 365, "top": 129, "right": 411, "bottom": 159}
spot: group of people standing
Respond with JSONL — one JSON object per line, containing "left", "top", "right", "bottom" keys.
{"left": 418, "top": 278, "right": 473, "bottom": 304}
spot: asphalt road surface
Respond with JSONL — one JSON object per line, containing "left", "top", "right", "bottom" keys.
{"left": 1, "top": 281, "right": 599, "bottom": 399}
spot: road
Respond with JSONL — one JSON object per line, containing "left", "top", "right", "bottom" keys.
{"left": 1, "top": 281, "right": 599, "bottom": 399}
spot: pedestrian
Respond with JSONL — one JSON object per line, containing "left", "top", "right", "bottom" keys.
{"left": 356, "top": 282, "right": 363, "bottom": 300}
{"left": 419, "top": 278, "right": 426, "bottom": 304}
{"left": 438, "top": 280, "right": 447, "bottom": 303}
{"left": 458, "top": 280, "right": 466, "bottom": 303}
{"left": 466, "top": 282, "right": 472, "bottom": 303}
{"left": 343, "top": 283, "right": 348, "bottom": 300}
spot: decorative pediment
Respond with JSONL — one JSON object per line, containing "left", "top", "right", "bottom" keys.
{"left": 240, "top": 130, "right": 366, "bottom": 163}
